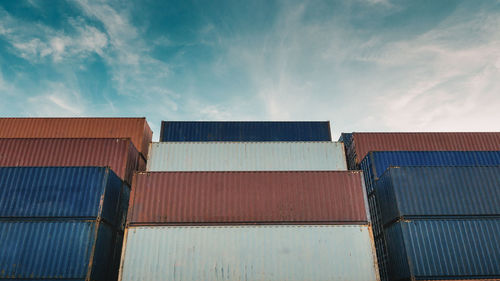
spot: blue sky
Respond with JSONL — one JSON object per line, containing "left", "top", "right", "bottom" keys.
{"left": 0, "top": 0, "right": 499, "bottom": 139}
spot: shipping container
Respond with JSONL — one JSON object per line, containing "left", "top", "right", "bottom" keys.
{"left": 361, "top": 151, "right": 500, "bottom": 194}
{"left": 375, "top": 236, "right": 389, "bottom": 281}
{"left": 0, "top": 117, "right": 152, "bottom": 158}
{"left": 375, "top": 166, "right": 500, "bottom": 226}
{"left": 369, "top": 193, "right": 383, "bottom": 237}
{"left": 160, "top": 121, "right": 332, "bottom": 141}
{"left": 384, "top": 219, "right": 500, "bottom": 281}
{"left": 0, "top": 138, "right": 141, "bottom": 184}
{"left": 128, "top": 171, "right": 369, "bottom": 225}
{"left": 147, "top": 142, "right": 347, "bottom": 171}
{"left": 0, "top": 167, "right": 128, "bottom": 229}
{"left": 340, "top": 132, "right": 500, "bottom": 169}
{"left": 0, "top": 220, "right": 119, "bottom": 281}
{"left": 119, "top": 225, "right": 379, "bottom": 281}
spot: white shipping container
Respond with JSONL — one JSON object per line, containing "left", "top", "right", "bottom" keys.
{"left": 119, "top": 225, "right": 379, "bottom": 281}
{"left": 146, "top": 142, "right": 347, "bottom": 171}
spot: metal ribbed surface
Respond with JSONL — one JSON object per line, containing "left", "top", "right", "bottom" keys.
{"left": 368, "top": 194, "right": 383, "bottom": 237}
{"left": 160, "top": 121, "right": 332, "bottom": 141}
{"left": 361, "top": 151, "right": 500, "bottom": 194}
{"left": 341, "top": 132, "right": 500, "bottom": 168}
{"left": 128, "top": 171, "right": 368, "bottom": 225}
{"left": 119, "top": 225, "right": 379, "bottom": 281}
{"left": 0, "top": 117, "right": 152, "bottom": 158}
{"left": 146, "top": 142, "right": 347, "bottom": 171}
{"left": 0, "top": 220, "right": 116, "bottom": 280}
{"left": 0, "top": 138, "right": 140, "bottom": 184}
{"left": 0, "top": 167, "right": 125, "bottom": 226}
{"left": 375, "top": 236, "right": 389, "bottom": 281}
{"left": 385, "top": 219, "right": 500, "bottom": 280}
{"left": 376, "top": 166, "right": 500, "bottom": 226}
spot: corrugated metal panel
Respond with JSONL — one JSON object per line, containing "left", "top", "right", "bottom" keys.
{"left": 0, "top": 117, "right": 152, "bottom": 158}
{"left": 361, "top": 151, "right": 500, "bottom": 194}
{"left": 128, "top": 171, "right": 369, "bottom": 225}
{"left": 385, "top": 219, "right": 500, "bottom": 280}
{"left": 0, "top": 167, "right": 126, "bottom": 228}
{"left": 0, "top": 138, "right": 141, "bottom": 184}
{"left": 376, "top": 166, "right": 500, "bottom": 226}
{"left": 375, "top": 236, "right": 389, "bottom": 281}
{"left": 146, "top": 142, "right": 347, "bottom": 171}
{"left": 119, "top": 225, "right": 379, "bottom": 281}
{"left": 160, "top": 121, "right": 332, "bottom": 141}
{"left": 0, "top": 220, "right": 117, "bottom": 281}
{"left": 341, "top": 132, "right": 500, "bottom": 168}
{"left": 368, "top": 193, "right": 383, "bottom": 237}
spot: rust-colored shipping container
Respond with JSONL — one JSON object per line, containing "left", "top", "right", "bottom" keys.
{"left": 128, "top": 171, "right": 369, "bottom": 225}
{"left": 0, "top": 138, "right": 142, "bottom": 184}
{"left": 341, "top": 132, "right": 500, "bottom": 168}
{"left": 0, "top": 118, "right": 152, "bottom": 158}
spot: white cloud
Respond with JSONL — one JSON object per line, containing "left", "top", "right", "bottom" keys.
{"left": 0, "top": 8, "right": 108, "bottom": 62}
{"left": 26, "top": 83, "right": 87, "bottom": 116}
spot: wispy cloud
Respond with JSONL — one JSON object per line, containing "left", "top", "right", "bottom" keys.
{"left": 26, "top": 82, "right": 86, "bottom": 116}
{"left": 0, "top": 8, "right": 108, "bottom": 62}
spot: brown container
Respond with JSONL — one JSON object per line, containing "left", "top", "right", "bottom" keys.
{"left": 0, "top": 138, "right": 142, "bottom": 184}
{"left": 347, "top": 132, "right": 500, "bottom": 167}
{"left": 127, "top": 171, "right": 369, "bottom": 225}
{"left": 0, "top": 118, "right": 152, "bottom": 158}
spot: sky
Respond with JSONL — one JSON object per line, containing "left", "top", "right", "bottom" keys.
{"left": 0, "top": 0, "right": 499, "bottom": 140}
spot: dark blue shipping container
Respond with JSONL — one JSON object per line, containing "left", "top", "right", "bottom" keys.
{"left": 361, "top": 151, "right": 500, "bottom": 194}
{"left": 376, "top": 166, "right": 500, "bottom": 226}
{"left": 385, "top": 219, "right": 500, "bottom": 281}
{"left": 160, "top": 121, "right": 332, "bottom": 141}
{"left": 0, "top": 167, "right": 127, "bottom": 228}
{"left": 0, "top": 220, "right": 119, "bottom": 281}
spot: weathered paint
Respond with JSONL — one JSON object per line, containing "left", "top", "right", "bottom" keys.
{"left": 119, "top": 225, "right": 379, "bottom": 281}
{"left": 128, "top": 171, "right": 369, "bottom": 225}
{"left": 160, "top": 121, "right": 332, "bottom": 141}
{"left": 0, "top": 117, "right": 152, "bottom": 158}
{"left": 0, "top": 138, "right": 141, "bottom": 184}
{"left": 147, "top": 142, "right": 347, "bottom": 171}
{"left": 0, "top": 220, "right": 119, "bottom": 281}
{"left": 340, "top": 132, "right": 500, "bottom": 169}
{"left": 376, "top": 166, "right": 500, "bottom": 226}
{"left": 0, "top": 167, "right": 127, "bottom": 229}
{"left": 385, "top": 219, "right": 500, "bottom": 281}
{"left": 361, "top": 151, "right": 500, "bottom": 194}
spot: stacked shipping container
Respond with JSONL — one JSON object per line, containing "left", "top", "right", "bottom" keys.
{"left": 341, "top": 132, "right": 500, "bottom": 281}
{"left": 119, "top": 121, "right": 380, "bottom": 281}
{"left": 0, "top": 118, "right": 152, "bottom": 281}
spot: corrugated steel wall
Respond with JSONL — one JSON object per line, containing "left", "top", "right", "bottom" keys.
{"left": 376, "top": 166, "right": 500, "bottom": 225}
{"left": 0, "top": 167, "right": 126, "bottom": 227}
{"left": 341, "top": 132, "right": 500, "bottom": 169}
{"left": 128, "top": 171, "right": 368, "bottom": 225}
{"left": 367, "top": 151, "right": 500, "bottom": 180}
{"left": 385, "top": 219, "right": 500, "bottom": 280}
{"left": 120, "top": 225, "right": 379, "bottom": 281}
{"left": 0, "top": 220, "right": 117, "bottom": 281}
{"left": 0, "top": 118, "right": 152, "bottom": 158}
{"left": 0, "top": 138, "right": 140, "bottom": 184}
{"left": 160, "top": 121, "right": 332, "bottom": 141}
{"left": 147, "top": 142, "right": 347, "bottom": 171}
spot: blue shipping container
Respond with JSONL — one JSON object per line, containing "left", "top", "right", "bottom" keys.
{"left": 160, "top": 121, "right": 332, "bottom": 141}
{"left": 0, "top": 167, "right": 127, "bottom": 228}
{"left": 385, "top": 218, "right": 500, "bottom": 281}
{"left": 0, "top": 220, "right": 118, "bottom": 281}
{"left": 375, "top": 166, "right": 500, "bottom": 226}
{"left": 361, "top": 151, "right": 500, "bottom": 194}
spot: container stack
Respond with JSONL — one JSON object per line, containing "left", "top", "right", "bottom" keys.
{"left": 0, "top": 118, "right": 152, "bottom": 281}
{"left": 340, "top": 132, "right": 500, "bottom": 281}
{"left": 119, "top": 121, "right": 380, "bottom": 281}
